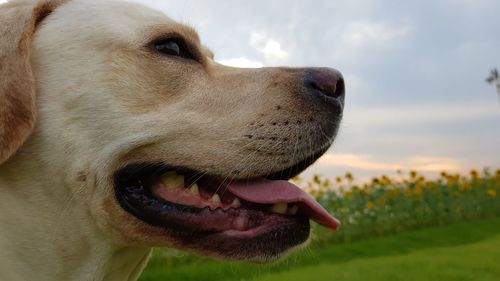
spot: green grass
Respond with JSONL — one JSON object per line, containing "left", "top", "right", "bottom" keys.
{"left": 139, "top": 216, "right": 500, "bottom": 281}
{"left": 252, "top": 236, "right": 500, "bottom": 281}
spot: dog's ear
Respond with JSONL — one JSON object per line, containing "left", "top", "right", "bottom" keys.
{"left": 0, "top": 0, "right": 67, "bottom": 164}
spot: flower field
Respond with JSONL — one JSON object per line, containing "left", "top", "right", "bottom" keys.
{"left": 303, "top": 169, "right": 500, "bottom": 244}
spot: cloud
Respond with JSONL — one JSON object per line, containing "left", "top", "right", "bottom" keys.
{"left": 218, "top": 57, "right": 263, "bottom": 68}
{"left": 329, "top": 20, "right": 410, "bottom": 65}
{"left": 342, "top": 21, "right": 409, "bottom": 49}
{"left": 260, "top": 39, "right": 290, "bottom": 64}
{"left": 250, "top": 32, "right": 266, "bottom": 47}
{"left": 218, "top": 32, "right": 290, "bottom": 68}
{"left": 250, "top": 32, "right": 290, "bottom": 65}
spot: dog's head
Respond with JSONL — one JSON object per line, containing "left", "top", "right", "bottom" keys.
{"left": 0, "top": 0, "right": 344, "bottom": 261}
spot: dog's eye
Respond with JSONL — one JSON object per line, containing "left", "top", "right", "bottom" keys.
{"left": 154, "top": 39, "right": 194, "bottom": 60}
{"left": 155, "top": 41, "right": 180, "bottom": 56}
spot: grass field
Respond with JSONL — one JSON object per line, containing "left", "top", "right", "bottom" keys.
{"left": 140, "top": 216, "right": 500, "bottom": 281}
{"left": 252, "top": 235, "right": 500, "bottom": 281}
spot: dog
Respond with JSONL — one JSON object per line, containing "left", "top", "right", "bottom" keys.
{"left": 0, "top": 0, "right": 345, "bottom": 280}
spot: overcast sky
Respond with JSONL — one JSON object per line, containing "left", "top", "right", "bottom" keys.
{"left": 3, "top": 0, "right": 499, "bottom": 181}
{"left": 132, "top": 0, "right": 500, "bottom": 180}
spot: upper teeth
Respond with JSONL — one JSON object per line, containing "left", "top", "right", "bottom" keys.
{"left": 157, "top": 171, "right": 247, "bottom": 209}
{"left": 189, "top": 184, "right": 200, "bottom": 195}
{"left": 210, "top": 194, "right": 221, "bottom": 204}
{"left": 161, "top": 171, "right": 185, "bottom": 189}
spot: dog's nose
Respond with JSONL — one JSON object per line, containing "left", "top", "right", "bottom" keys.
{"left": 304, "top": 68, "right": 345, "bottom": 103}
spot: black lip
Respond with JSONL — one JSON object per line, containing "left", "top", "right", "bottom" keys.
{"left": 115, "top": 177, "right": 311, "bottom": 259}
{"left": 115, "top": 177, "right": 204, "bottom": 232}
{"left": 112, "top": 153, "right": 325, "bottom": 258}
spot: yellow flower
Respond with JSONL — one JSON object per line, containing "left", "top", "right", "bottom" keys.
{"left": 404, "top": 188, "right": 413, "bottom": 197}
{"left": 377, "top": 197, "right": 387, "bottom": 205}
{"left": 459, "top": 182, "right": 471, "bottom": 191}
{"left": 470, "top": 169, "right": 478, "bottom": 178}
{"left": 313, "top": 175, "right": 321, "bottom": 184}
{"left": 446, "top": 175, "right": 459, "bottom": 185}
{"left": 344, "top": 191, "right": 353, "bottom": 198}
{"left": 366, "top": 201, "right": 375, "bottom": 209}
{"left": 486, "top": 189, "right": 497, "bottom": 197}
{"left": 345, "top": 172, "right": 354, "bottom": 181}
{"left": 381, "top": 175, "right": 391, "bottom": 185}
{"left": 410, "top": 170, "right": 418, "bottom": 179}
{"left": 291, "top": 175, "right": 302, "bottom": 183}
{"left": 340, "top": 207, "right": 350, "bottom": 214}
{"left": 336, "top": 177, "right": 343, "bottom": 184}
{"left": 388, "top": 189, "right": 399, "bottom": 198}
{"left": 415, "top": 185, "right": 423, "bottom": 196}
{"left": 322, "top": 179, "right": 331, "bottom": 188}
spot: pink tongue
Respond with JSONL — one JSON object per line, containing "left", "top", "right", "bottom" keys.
{"left": 227, "top": 180, "right": 341, "bottom": 231}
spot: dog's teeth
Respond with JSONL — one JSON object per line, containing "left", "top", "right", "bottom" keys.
{"left": 210, "top": 194, "right": 221, "bottom": 204}
{"left": 271, "top": 203, "right": 288, "bottom": 215}
{"left": 288, "top": 205, "right": 299, "bottom": 215}
{"left": 161, "top": 171, "right": 184, "bottom": 189}
{"left": 231, "top": 198, "right": 241, "bottom": 208}
{"left": 189, "top": 184, "right": 200, "bottom": 196}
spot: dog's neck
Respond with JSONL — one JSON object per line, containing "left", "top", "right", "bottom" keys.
{"left": 0, "top": 152, "right": 151, "bottom": 281}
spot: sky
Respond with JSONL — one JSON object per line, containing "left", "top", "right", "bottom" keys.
{"left": 2, "top": 0, "right": 499, "bottom": 181}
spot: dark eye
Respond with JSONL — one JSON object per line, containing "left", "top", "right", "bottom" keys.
{"left": 154, "top": 39, "right": 195, "bottom": 60}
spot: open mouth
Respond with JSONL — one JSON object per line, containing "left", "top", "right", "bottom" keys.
{"left": 114, "top": 158, "right": 340, "bottom": 259}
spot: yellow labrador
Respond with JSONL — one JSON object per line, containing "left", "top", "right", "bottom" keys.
{"left": 0, "top": 0, "right": 345, "bottom": 280}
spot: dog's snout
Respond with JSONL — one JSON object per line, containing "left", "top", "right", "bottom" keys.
{"left": 304, "top": 68, "right": 345, "bottom": 102}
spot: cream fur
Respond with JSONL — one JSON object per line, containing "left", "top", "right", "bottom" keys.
{"left": 0, "top": 0, "right": 338, "bottom": 280}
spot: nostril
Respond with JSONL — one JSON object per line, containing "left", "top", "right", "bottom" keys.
{"left": 333, "top": 78, "right": 345, "bottom": 99}
{"left": 304, "top": 68, "right": 345, "bottom": 101}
